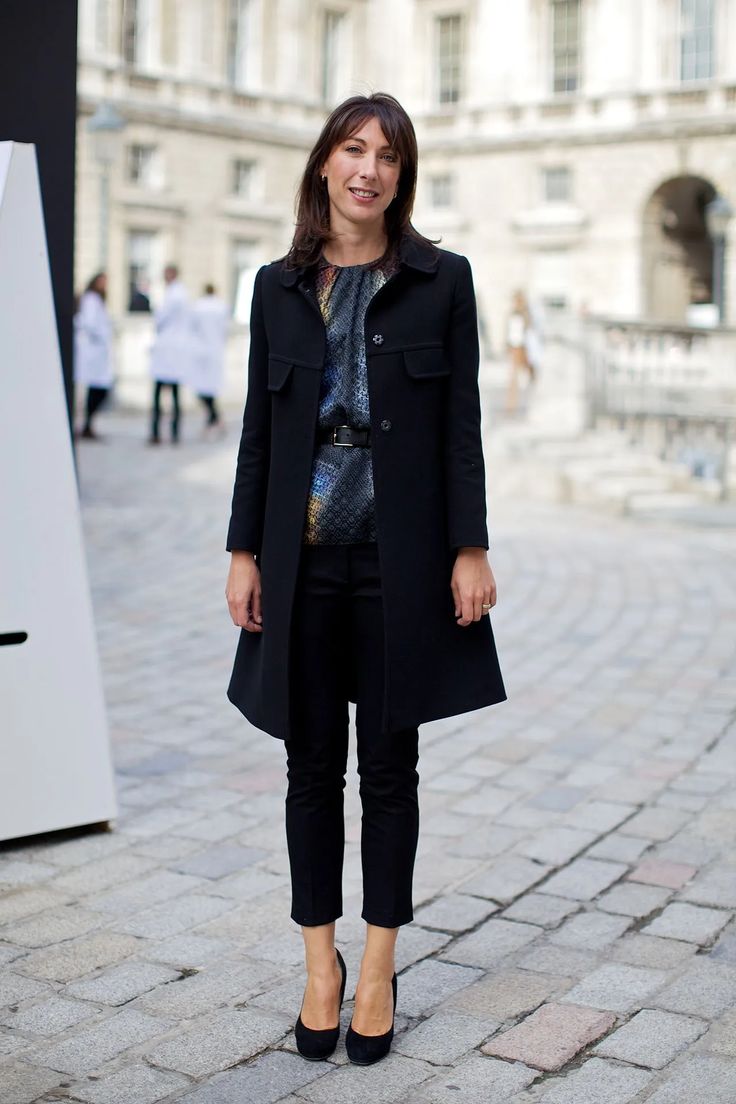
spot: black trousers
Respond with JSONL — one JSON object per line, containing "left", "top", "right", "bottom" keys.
{"left": 285, "top": 542, "right": 420, "bottom": 928}
{"left": 198, "top": 394, "right": 220, "bottom": 425}
{"left": 84, "top": 386, "right": 108, "bottom": 429}
{"left": 151, "top": 380, "right": 180, "bottom": 441}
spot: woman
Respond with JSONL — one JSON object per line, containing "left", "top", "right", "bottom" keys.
{"left": 505, "top": 288, "right": 537, "bottom": 415}
{"left": 225, "top": 92, "right": 506, "bottom": 1065}
{"left": 74, "top": 272, "right": 113, "bottom": 440}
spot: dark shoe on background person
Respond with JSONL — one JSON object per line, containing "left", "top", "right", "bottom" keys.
{"left": 345, "top": 972, "right": 397, "bottom": 1065}
{"left": 295, "top": 947, "right": 347, "bottom": 1061}
{"left": 147, "top": 435, "right": 161, "bottom": 446}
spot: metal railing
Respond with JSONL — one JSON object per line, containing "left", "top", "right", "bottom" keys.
{"left": 581, "top": 317, "right": 736, "bottom": 497}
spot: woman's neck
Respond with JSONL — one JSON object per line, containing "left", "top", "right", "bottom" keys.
{"left": 322, "top": 224, "right": 388, "bottom": 267}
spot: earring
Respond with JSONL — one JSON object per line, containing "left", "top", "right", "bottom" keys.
{"left": 321, "top": 175, "right": 327, "bottom": 182}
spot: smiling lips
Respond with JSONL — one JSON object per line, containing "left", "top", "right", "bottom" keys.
{"left": 349, "top": 187, "right": 379, "bottom": 201}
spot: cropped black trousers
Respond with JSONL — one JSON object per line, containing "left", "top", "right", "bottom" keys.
{"left": 284, "top": 542, "right": 420, "bottom": 928}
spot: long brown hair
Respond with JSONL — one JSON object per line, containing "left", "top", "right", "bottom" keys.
{"left": 85, "top": 272, "right": 107, "bottom": 301}
{"left": 285, "top": 92, "right": 438, "bottom": 270}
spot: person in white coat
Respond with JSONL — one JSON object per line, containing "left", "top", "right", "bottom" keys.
{"left": 74, "top": 272, "right": 114, "bottom": 440}
{"left": 148, "top": 264, "right": 191, "bottom": 444}
{"left": 190, "top": 283, "right": 230, "bottom": 437}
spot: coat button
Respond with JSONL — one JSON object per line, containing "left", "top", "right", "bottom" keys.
{"left": 380, "top": 419, "right": 392, "bottom": 432}
{"left": 372, "top": 333, "right": 384, "bottom": 345}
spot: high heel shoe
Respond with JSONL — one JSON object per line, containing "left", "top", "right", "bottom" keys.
{"left": 294, "top": 947, "right": 347, "bottom": 1061}
{"left": 345, "top": 972, "right": 397, "bottom": 1065}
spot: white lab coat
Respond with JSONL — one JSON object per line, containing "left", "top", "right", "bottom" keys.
{"left": 149, "top": 280, "right": 192, "bottom": 384}
{"left": 189, "top": 294, "right": 230, "bottom": 396}
{"left": 74, "top": 290, "right": 113, "bottom": 388}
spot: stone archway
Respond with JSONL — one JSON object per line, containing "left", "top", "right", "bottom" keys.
{"left": 642, "top": 175, "right": 716, "bottom": 322}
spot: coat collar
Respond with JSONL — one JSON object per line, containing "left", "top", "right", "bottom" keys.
{"left": 278, "top": 233, "right": 440, "bottom": 287}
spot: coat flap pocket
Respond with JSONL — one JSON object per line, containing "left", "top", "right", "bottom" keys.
{"left": 267, "top": 356, "right": 294, "bottom": 392}
{"left": 403, "top": 346, "right": 451, "bottom": 379}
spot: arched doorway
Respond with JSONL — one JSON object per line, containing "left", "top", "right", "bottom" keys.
{"left": 642, "top": 175, "right": 716, "bottom": 322}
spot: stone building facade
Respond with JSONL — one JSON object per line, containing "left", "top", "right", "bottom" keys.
{"left": 77, "top": 0, "right": 736, "bottom": 357}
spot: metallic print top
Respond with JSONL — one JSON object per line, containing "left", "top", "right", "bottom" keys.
{"left": 302, "top": 253, "right": 399, "bottom": 545}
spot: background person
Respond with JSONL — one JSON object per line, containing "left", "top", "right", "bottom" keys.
{"left": 148, "top": 264, "right": 190, "bottom": 444}
{"left": 224, "top": 92, "right": 505, "bottom": 1066}
{"left": 73, "top": 271, "right": 113, "bottom": 441}
{"left": 504, "top": 288, "right": 537, "bottom": 415}
{"left": 190, "top": 282, "right": 229, "bottom": 437}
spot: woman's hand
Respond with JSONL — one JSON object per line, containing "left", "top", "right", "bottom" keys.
{"left": 451, "top": 547, "right": 497, "bottom": 627}
{"left": 226, "top": 551, "right": 263, "bottom": 632}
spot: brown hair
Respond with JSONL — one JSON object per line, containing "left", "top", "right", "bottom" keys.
{"left": 285, "top": 92, "right": 438, "bottom": 271}
{"left": 85, "top": 272, "right": 107, "bottom": 301}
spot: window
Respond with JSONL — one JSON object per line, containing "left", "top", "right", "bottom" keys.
{"left": 126, "top": 144, "right": 157, "bottom": 186}
{"left": 322, "top": 11, "right": 346, "bottom": 103}
{"left": 122, "top": 0, "right": 152, "bottom": 67}
{"left": 94, "top": 0, "right": 109, "bottom": 50}
{"left": 435, "top": 14, "right": 463, "bottom": 105}
{"left": 551, "top": 0, "right": 581, "bottom": 93}
{"left": 127, "top": 229, "right": 157, "bottom": 309}
{"left": 227, "top": 0, "right": 251, "bottom": 89}
{"left": 429, "top": 174, "right": 454, "bottom": 208}
{"left": 680, "top": 0, "right": 714, "bottom": 81}
{"left": 232, "top": 159, "right": 256, "bottom": 198}
{"left": 231, "top": 238, "right": 258, "bottom": 318}
{"left": 542, "top": 166, "right": 572, "bottom": 202}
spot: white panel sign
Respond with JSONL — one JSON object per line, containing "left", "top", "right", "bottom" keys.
{"left": 0, "top": 142, "right": 117, "bottom": 841}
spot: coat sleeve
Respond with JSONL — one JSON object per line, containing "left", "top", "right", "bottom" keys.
{"left": 444, "top": 255, "right": 489, "bottom": 551}
{"left": 226, "top": 265, "right": 270, "bottom": 554}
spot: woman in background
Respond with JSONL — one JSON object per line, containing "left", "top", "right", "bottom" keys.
{"left": 505, "top": 288, "right": 537, "bottom": 415}
{"left": 74, "top": 272, "right": 113, "bottom": 441}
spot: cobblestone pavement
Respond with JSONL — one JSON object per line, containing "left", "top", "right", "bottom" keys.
{"left": 2, "top": 410, "right": 736, "bottom": 1104}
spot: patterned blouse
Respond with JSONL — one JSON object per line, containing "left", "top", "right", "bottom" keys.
{"left": 302, "top": 252, "right": 400, "bottom": 545}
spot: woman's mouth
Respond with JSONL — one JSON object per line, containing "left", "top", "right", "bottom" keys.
{"left": 349, "top": 187, "right": 379, "bottom": 203}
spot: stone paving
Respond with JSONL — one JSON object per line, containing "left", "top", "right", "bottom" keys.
{"left": 1, "top": 409, "right": 735, "bottom": 1104}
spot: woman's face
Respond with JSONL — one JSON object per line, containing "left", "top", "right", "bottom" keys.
{"left": 320, "top": 116, "right": 401, "bottom": 232}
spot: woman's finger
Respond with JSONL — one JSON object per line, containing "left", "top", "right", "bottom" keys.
{"left": 457, "top": 594, "right": 474, "bottom": 627}
{"left": 252, "top": 585, "right": 263, "bottom": 626}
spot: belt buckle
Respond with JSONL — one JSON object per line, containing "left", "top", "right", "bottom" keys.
{"left": 332, "top": 425, "right": 353, "bottom": 447}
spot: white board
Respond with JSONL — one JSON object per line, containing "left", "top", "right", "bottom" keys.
{"left": 0, "top": 142, "right": 117, "bottom": 841}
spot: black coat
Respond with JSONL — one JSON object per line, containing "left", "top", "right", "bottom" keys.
{"left": 226, "top": 232, "right": 506, "bottom": 740}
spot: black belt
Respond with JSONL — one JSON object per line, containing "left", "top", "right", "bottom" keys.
{"left": 318, "top": 424, "right": 371, "bottom": 447}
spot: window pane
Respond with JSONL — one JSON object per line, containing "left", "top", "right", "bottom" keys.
{"left": 232, "top": 159, "right": 255, "bottom": 197}
{"left": 95, "top": 0, "right": 109, "bottom": 50}
{"left": 322, "top": 11, "right": 344, "bottom": 102}
{"left": 430, "top": 174, "right": 454, "bottom": 208}
{"left": 127, "top": 144, "right": 156, "bottom": 185}
{"left": 127, "top": 229, "right": 156, "bottom": 309}
{"left": 542, "top": 166, "right": 572, "bottom": 202}
{"left": 227, "top": 0, "right": 250, "bottom": 88}
{"left": 551, "top": 0, "right": 580, "bottom": 94}
{"left": 231, "top": 238, "right": 258, "bottom": 316}
{"left": 436, "top": 15, "right": 463, "bottom": 105}
{"left": 122, "top": 0, "right": 138, "bottom": 64}
{"left": 680, "top": 0, "right": 713, "bottom": 80}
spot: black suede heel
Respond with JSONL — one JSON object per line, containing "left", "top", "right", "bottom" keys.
{"left": 345, "top": 972, "right": 397, "bottom": 1065}
{"left": 294, "top": 948, "right": 347, "bottom": 1061}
